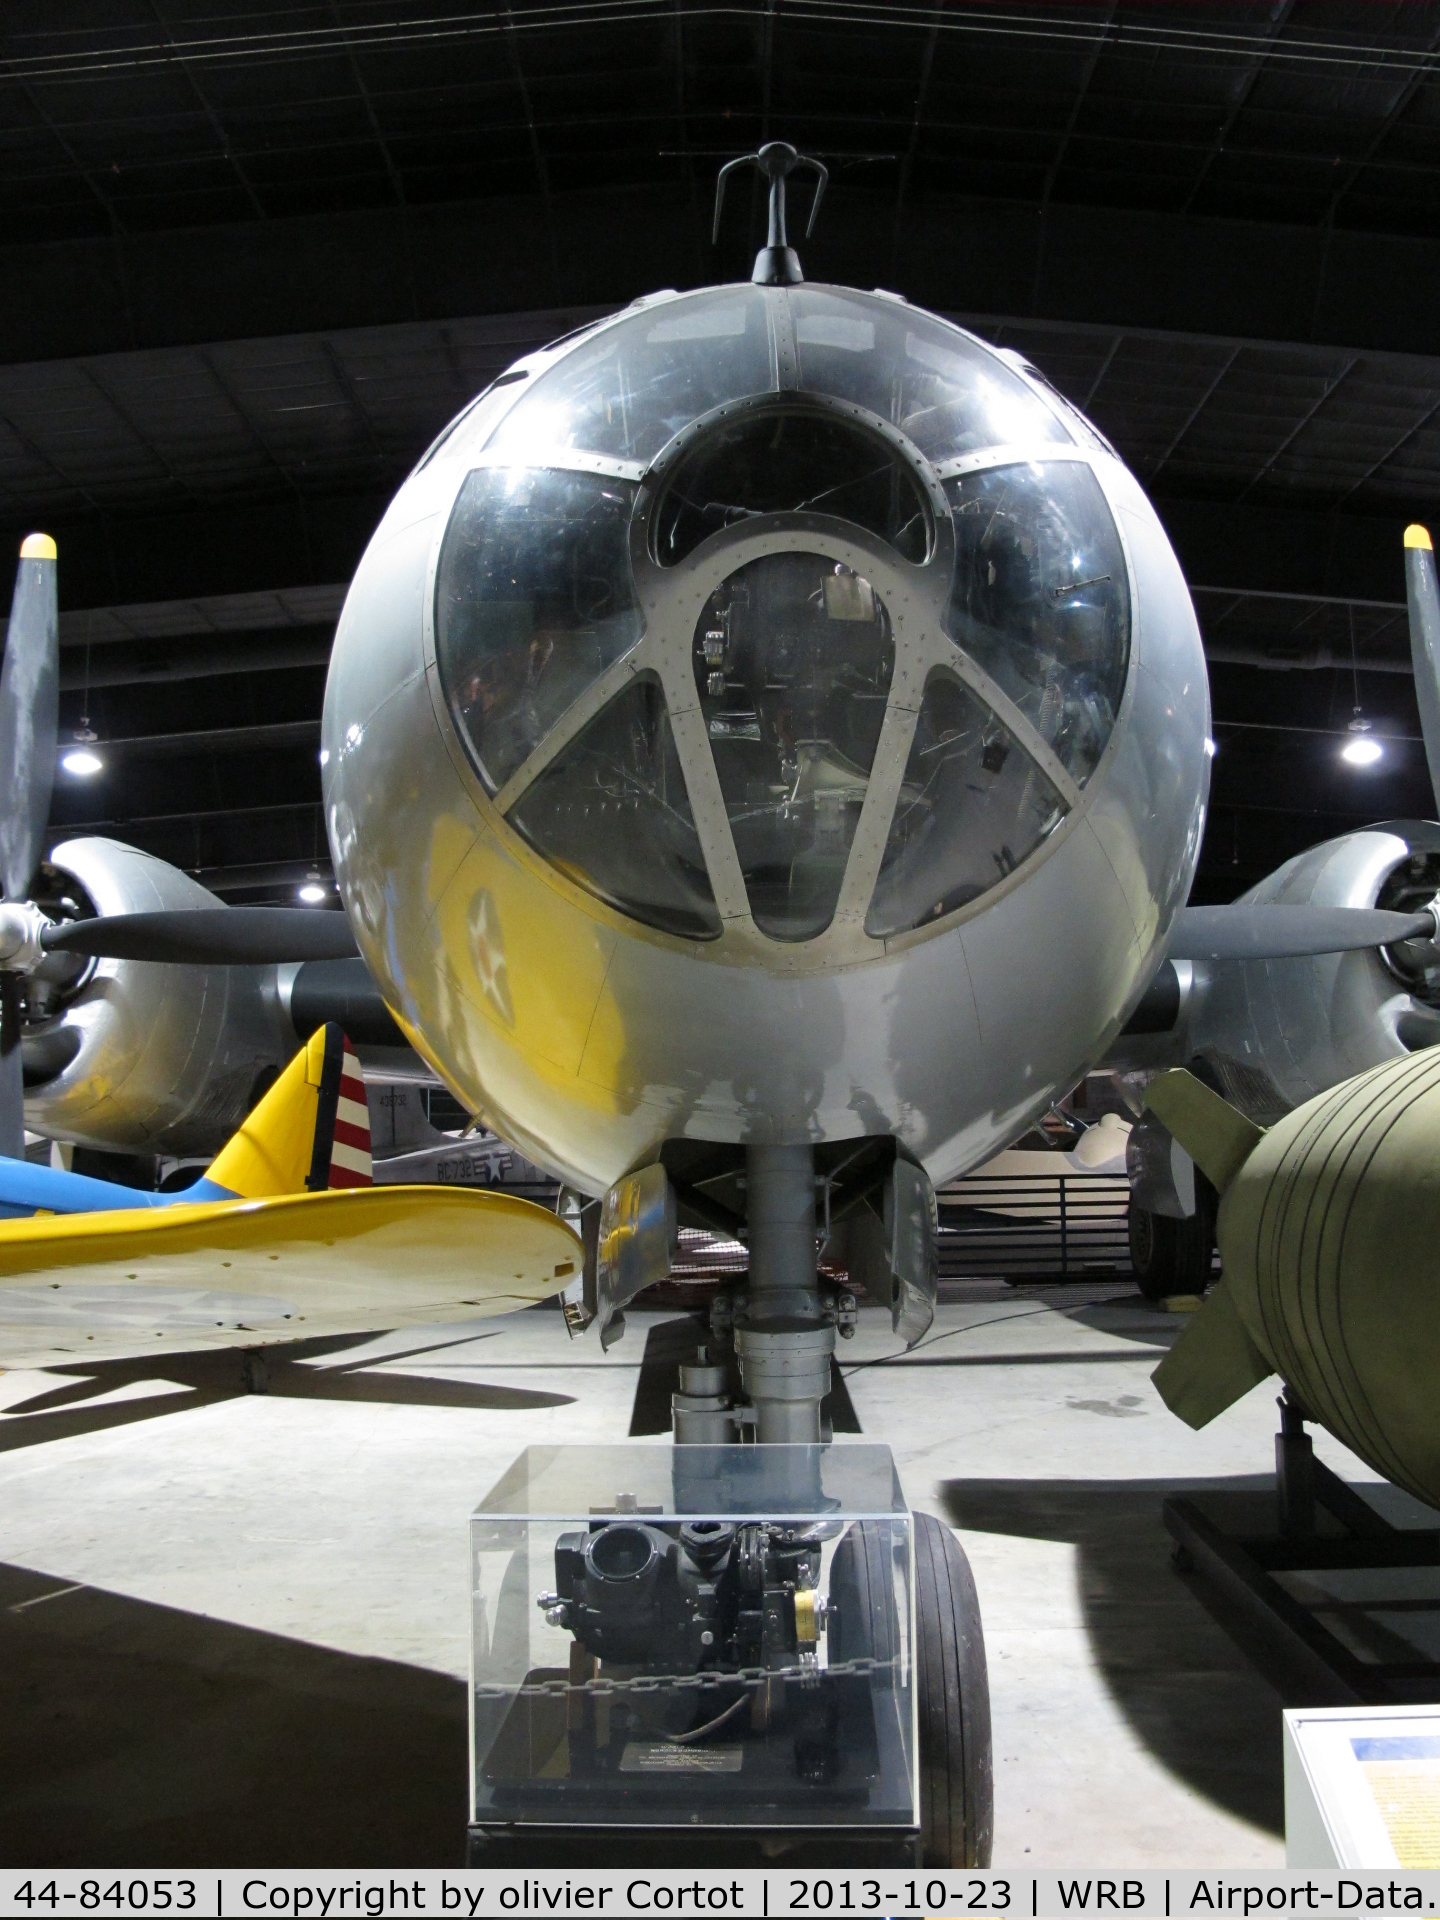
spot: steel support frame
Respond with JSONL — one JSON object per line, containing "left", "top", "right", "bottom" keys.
{"left": 1164, "top": 1422, "right": 1440, "bottom": 1705}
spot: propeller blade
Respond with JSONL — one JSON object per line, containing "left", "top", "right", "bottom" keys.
{"left": 0, "top": 974, "right": 21, "bottom": 1159}
{"left": 41, "top": 907, "right": 359, "bottom": 966}
{"left": 0, "top": 535, "right": 58, "bottom": 904}
{"left": 1170, "top": 903, "right": 1436, "bottom": 962}
{"left": 1405, "top": 525, "right": 1440, "bottom": 819}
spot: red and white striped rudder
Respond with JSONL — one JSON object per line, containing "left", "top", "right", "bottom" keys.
{"left": 328, "top": 1037, "right": 373, "bottom": 1188}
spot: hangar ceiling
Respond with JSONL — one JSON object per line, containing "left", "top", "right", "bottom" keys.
{"left": 4, "top": 1, "right": 1440, "bottom": 901}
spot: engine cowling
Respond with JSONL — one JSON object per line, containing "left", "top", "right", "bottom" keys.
{"left": 1191, "top": 821, "right": 1440, "bottom": 1117}
{"left": 21, "top": 838, "right": 295, "bottom": 1155}
{"left": 1114, "top": 821, "right": 1440, "bottom": 1122}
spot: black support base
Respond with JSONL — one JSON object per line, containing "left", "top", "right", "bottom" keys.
{"left": 465, "top": 1825, "right": 922, "bottom": 1868}
{"left": 1164, "top": 1398, "right": 1440, "bottom": 1705}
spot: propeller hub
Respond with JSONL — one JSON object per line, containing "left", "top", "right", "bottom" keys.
{"left": 1385, "top": 895, "right": 1440, "bottom": 986}
{"left": 0, "top": 900, "right": 50, "bottom": 974}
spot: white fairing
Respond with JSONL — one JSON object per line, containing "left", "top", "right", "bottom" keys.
{"left": 23, "top": 838, "right": 292, "bottom": 1154}
{"left": 323, "top": 284, "right": 1209, "bottom": 1193}
{"left": 1188, "top": 822, "right": 1440, "bottom": 1117}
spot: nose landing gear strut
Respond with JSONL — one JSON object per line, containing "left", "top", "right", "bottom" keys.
{"left": 467, "top": 1140, "right": 992, "bottom": 1868}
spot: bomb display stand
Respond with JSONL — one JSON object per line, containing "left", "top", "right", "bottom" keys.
{"left": 467, "top": 1444, "right": 919, "bottom": 1867}
{"left": 1165, "top": 1400, "right": 1440, "bottom": 1706}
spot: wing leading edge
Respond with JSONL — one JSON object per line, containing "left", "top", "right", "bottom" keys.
{"left": 0, "top": 1023, "right": 582, "bottom": 1367}
{"left": 0, "top": 1183, "right": 583, "bottom": 1366}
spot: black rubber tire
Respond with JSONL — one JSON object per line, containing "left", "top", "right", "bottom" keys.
{"left": 828, "top": 1516, "right": 993, "bottom": 1868}
{"left": 827, "top": 1518, "right": 898, "bottom": 1681}
{"left": 913, "top": 1512, "right": 993, "bottom": 1869}
{"left": 1127, "top": 1199, "right": 1213, "bottom": 1302}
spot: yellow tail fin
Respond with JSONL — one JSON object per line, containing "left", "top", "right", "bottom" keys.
{"left": 205, "top": 1025, "right": 373, "bottom": 1199}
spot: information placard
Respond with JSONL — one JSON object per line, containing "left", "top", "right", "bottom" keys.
{"left": 1285, "top": 1706, "right": 1440, "bottom": 1866}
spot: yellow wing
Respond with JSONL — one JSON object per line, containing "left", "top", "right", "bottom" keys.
{"left": 0, "top": 1184, "right": 582, "bottom": 1368}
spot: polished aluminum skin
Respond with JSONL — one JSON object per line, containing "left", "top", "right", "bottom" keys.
{"left": 322, "top": 283, "right": 1211, "bottom": 1194}
{"left": 23, "top": 837, "right": 293, "bottom": 1154}
{"left": 1177, "top": 821, "right": 1440, "bottom": 1118}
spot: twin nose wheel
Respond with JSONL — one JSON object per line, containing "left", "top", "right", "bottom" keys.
{"left": 829, "top": 1510, "right": 994, "bottom": 1867}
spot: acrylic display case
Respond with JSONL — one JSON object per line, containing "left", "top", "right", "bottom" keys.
{"left": 469, "top": 1444, "right": 916, "bottom": 1842}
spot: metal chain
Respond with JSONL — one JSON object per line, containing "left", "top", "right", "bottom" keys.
{"left": 474, "top": 1654, "right": 896, "bottom": 1702}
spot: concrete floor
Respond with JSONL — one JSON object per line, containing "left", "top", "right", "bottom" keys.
{"left": 0, "top": 1280, "right": 1421, "bottom": 1866}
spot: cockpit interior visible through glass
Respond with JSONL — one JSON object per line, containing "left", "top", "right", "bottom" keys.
{"left": 506, "top": 674, "right": 721, "bottom": 940}
{"left": 431, "top": 287, "right": 1130, "bottom": 949}
{"left": 651, "top": 406, "right": 931, "bottom": 568}
{"left": 436, "top": 467, "right": 642, "bottom": 794}
{"left": 694, "top": 552, "right": 895, "bottom": 941}
{"left": 944, "top": 460, "right": 1130, "bottom": 787}
{"left": 866, "top": 672, "right": 1068, "bottom": 939}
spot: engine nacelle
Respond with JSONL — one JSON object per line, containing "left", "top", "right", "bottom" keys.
{"left": 1115, "top": 821, "right": 1440, "bottom": 1122}
{"left": 21, "top": 838, "right": 295, "bottom": 1156}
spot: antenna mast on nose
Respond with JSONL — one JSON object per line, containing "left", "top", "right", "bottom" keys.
{"left": 712, "top": 141, "right": 829, "bottom": 286}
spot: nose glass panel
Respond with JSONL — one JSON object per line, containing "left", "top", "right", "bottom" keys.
{"left": 651, "top": 408, "right": 930, "bottom": 568}
{"left": 865, "top": 671, "right": 1067, "bottom": 939}
{"left": 435, "top": 468, "right": 642, "bottom": 795}
{"left": 506, "top": 673, "right": 720, "bottom": 940}
{"left": 486, "top": 288, "right": 776, "bottom": 465}
{"left": 790, "top": 287, "right": 1071, "bottom": 461}
{"left": 944, "top": 461, "right": 1130, "bottom": 787}
{"left": 694, "top": 552, "right": 895, "bottom": 943}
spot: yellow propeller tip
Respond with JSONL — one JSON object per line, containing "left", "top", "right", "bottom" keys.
{"left": 19, "top": 532, "right": 56, "bottom": 560}
{"left": 1405, "top": 524, "right": 1433, "bottom": 551}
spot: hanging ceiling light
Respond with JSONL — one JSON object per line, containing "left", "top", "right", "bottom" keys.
{"left": 61, "top": 708, "right": 102, "bottom": 776}
{"left": 298, "top": 870, "right": 329, "bottom": 905}
{"left": 1341, "top": 609, "right": 1384, "bottom": 765}
{"left": 1342, "top": 719, "right": 1383, "bottom": 768}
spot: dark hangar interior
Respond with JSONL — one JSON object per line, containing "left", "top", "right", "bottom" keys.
{"left": 4, "top": 1, "right": 1440, "bottom": 910}
{"left": 11, "top": 1, "right": 1440, "bottom": 1881}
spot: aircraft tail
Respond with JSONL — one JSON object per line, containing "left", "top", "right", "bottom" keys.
{"left": 1142, "top": 1068, "right": 1275, "bottom": 1429}
{"left": 1404, "top": 524, "right": 1440, "bottom": 818}
{"left": 368, "top": 1081, "right": 452, "bottom": 1157}
{"left": 203, "top": 1024, "right": 372, "bottom": 1200}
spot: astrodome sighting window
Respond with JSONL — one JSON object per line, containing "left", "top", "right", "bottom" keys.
{"left": 943, "top": 461, "right": 1130, "bottom": 786}
{"left": 435, "top": 467, "right": 641, "bottom": 794}
{"left": 790, "top": 289, "right": 1071, "bottom": 462}
{"left": 486, "top": 289, "right": 776, "bottom": 465}
{"left": 693, "top": 551, "right": 895, "bottom": 942}
{"left": 651, "top": 406, "right": 930, "bottom": 568}
{"left": 506, "top": 673, "right": 721, "bottom": 940}
{"left": 865, "top": 672, "right": 1067, "bottom": 940}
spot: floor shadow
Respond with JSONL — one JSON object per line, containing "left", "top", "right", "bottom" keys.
{"left": 843, "top": 1348, "right": 1168, "bottom": 1372}
{"left": 628, "top": 1315, "right": 860, "bottom": 1436}
{"left": 1056, "top": 1297, "right": 1186, "bottom": 1347}
{"left": 939, "top": 1474, "right": 1288, "bottom": 1836}
{"left": 0, "top": 1329, "right": 574, "bottom": 1453}
{"left": 0, "top": 1559, "right": 467, "bottom": 1865}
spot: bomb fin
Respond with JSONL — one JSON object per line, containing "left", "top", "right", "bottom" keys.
{"left": 1142, "top": 1068, "right": 1262, "bottom": 1196}
{"left": 1152, "top": 1283, "right": 1274, "bottom": 1428}
{"left": 1143, "top": 1068, "right": 1272, "bottom": 1425}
